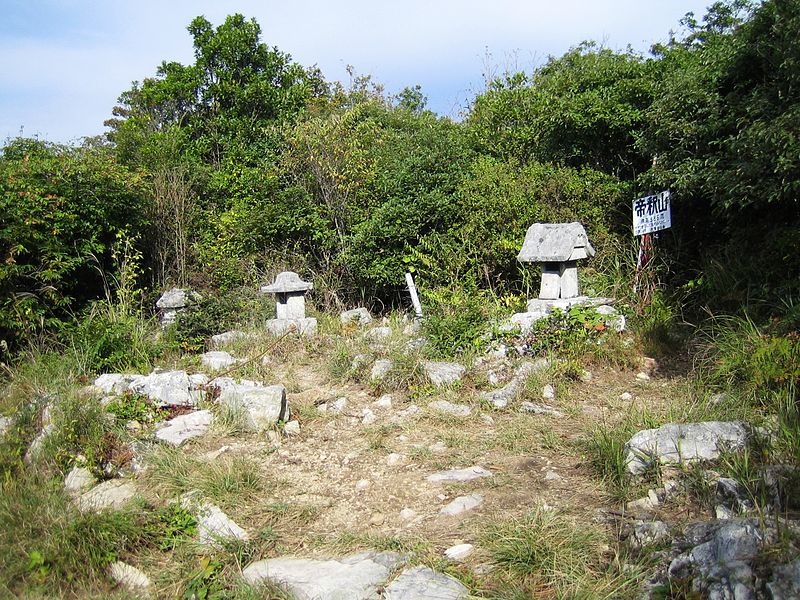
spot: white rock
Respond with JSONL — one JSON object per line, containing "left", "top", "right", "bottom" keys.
{"left": 480, "top": 414, "right": 495, "bottom": 425}
{"left": 444, "top": 544, "right": 475, "bottom": 561}
{"left": 109, "top": 561, "right": 152, "bottom": 595}
{"left": 596, "top": 304, "right": 626, "bottom": 332}
{"left": 580, "top": 370, "right": 593, "bottom": 383}
{"left": 422, "top": 362, "right": 466, "bottom": 387}
{"left": 340, "top": 308, "right": 373, "bottom": 326}
{"left": 366, "top": 326, "right": 392, "bottom": 341}
{"left": 330, "top": 397, "right": 348, "bottom": 413}
{"left": 396, "top": 405, "right": 420, "bottom": 419}
{"left": 440, "top": 494, "right": 484, "bottom": 516}
{"left": 202, "top": 446, "right": 231, "bottom": 461}
{"left": 384, "top": 565, "right": 468, "bottom": 600}
{"left": 189, "top": 373, "right": 209, "bottom": 388}
{"left": 200, "top": 351, "right": 237, "bottom": 371}
{"left": 370, "top": 359, "right": 393, "bottom": 382}
{"left": 0, "top": 416, "right": 11, "bottom": 436}
{"left": 155, "top": 410, "right": 213, "bottom": 446}
{"left": 356, "top": 479, "right": 371, "bottom": 491}
{"left": 544, "top": 470, "right": 563, "bottom": 482}
{"left": 129, "top": 370, "right": 194, "bottom": 406}
{"left": 93, "top": 373, "right": 137, "bottom": 395}
{"left": 24, "top": 423, "right": 55, "bottom": 463}
{"left": 373, "top": 394, "right": 393, "bottom": 408}
{"left": 636, "top": 372, "right": 651, "bottom": 381}
{"left": 64, "top": 466, "right": 96, "bottom": 496}
{"left": 361, "top": 408, "right": 376, "bottom": 425}
{"left": 427, "top": 466, "right": 493, "bottom": 483}
{"left": 625, "top": 421, "right": 751, "bottom": 475}
{"left": 619, "top": 392, "right": 633, "bottom": 401}
{"left": 78, "top": 480, "right": 136, "bottom": 513}
{"left": 217, "top": 383, "right": 289, "bottom": 431}
{"left": 196, "top": 503, "right": 249, "bottom": 548}
{"left": 428, "top": 440, "right": 448, "bottom": 453}
{"left": 284, "top": 420, "right": 301, "bottom": 436}
{"left": 243, "top": 552, "right": 406, "bottom": 599}
{"left": 429, "top": 400, "right": 472, "bottom": 417}
{"left": 542, "top": 384, "right": 556, "bottom": 400}
{"left": 399, "top": 508, "right": 417, "bottom": 521}
{"left": 480, "top": 359, "right": 549, "bottom": 408}
{"left": 519, "top": 402, "right": 564, "bottom": 417}
{"left": 211, "top": 330, "right": 252, "bottom": 347}
{"left": 386, "top": 453, "right": 404, "bottom": 466}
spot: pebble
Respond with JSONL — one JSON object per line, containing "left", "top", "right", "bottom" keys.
{"left": 361, "top": 409, "right": 377, "bottom": 425}
{"left": 580, "top": 370, "right": 593, "bottom": 383}
{"left": 399, "top": 508, "right": 417, "bottom": 521}
{"left": 444, "top": 544, "right": 475, "bottom": 561}
{"left": 356, "top": 479, "right": 371, "bottom": 491}
{"left": 330, "top": 397, "right": 348, "bottom": 413}
{"left": 369, "top": 513, "right": 385, "bottom": 526}
{"left": 284, "top": 420, "right": 301, "bottom": 435}
{"left": 542, "top": 384, "right": 556, "bottom": 400}
{"left": 619, "top": 392, "right": 633, "bottom": 401}
{"left": 373, "top": 394, "right": 393, "bottom": 408}
{"left": 636, "top": 372, "right": 651, "bottom": 381}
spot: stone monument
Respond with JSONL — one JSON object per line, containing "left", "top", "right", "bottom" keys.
{"left": 509, "top": 222, "right": 623, "bottom": 331}
{"left": 260, "top": 271, "right": 317, "bottom": 336}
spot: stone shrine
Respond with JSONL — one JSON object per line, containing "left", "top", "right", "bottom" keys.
{"left": 260, "top": 271, "right": 317, "bottom": 336}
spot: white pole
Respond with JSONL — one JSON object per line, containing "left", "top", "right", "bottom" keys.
{"left": 405, "top": 272, "right": 423, "bottom": 319}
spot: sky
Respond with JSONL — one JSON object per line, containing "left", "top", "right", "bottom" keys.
{"left": 0, "top": 0, "right": 713, "bottom": 144}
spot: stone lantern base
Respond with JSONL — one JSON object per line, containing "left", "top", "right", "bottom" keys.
{"left": 266, "top": 317, "right": 317, "bottom": 336}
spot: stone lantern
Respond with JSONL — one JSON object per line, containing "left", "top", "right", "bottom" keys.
{"left": 260, "top": 271, "right": 317, "bottom": 336}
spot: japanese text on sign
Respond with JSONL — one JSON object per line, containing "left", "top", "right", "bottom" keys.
{"left": 633, "top": 190, "right": 671, "bottom": 236}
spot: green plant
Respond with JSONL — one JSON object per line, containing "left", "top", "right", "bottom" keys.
{"left": 421, "top": 284, "right": 493, "bottom": 358}
{"left": 151, "top": 504, "right": 198, "bottom": 551}
{"left": 106, "top": 394, "right": 166, "bottom": 426}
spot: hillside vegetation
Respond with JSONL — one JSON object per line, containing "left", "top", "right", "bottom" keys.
{"left": 0, "top": 1, "right": 799, "bottom": 598}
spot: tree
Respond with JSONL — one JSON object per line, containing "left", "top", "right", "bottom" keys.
{"left": 469, "top": 43, "right": 657, "bottom": 179}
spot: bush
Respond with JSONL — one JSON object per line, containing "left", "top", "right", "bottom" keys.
{"left": 421, "top": 285, "right": 494, "bottom": 357}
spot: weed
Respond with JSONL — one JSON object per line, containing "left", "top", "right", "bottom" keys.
{"left": 106, "top": 394, "right": 166, "bottom": 426}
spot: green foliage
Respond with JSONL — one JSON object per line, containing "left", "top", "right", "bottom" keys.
{"left": 150, "top": 504, "right": 198, "bottom": 551}
{"left": 470, "top": 43, "right": 656, "bottom": 178}
{"left": 421, "top": 284, "right": 494, "bottom": 357}
{"left": 518, "top": 306, "right": 609, "bottom": 358}
{"left": 0, "top": 138, "right": 147, "bottom": 353}
{"left": 106, "top": 394, "right": 166, "bottom": 426}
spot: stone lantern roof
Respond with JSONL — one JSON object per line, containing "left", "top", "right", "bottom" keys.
{"left": 517, "top": 222, "right": 595, "bottom": 263}
{"left": 260, "top": 271, "right": 313, "bottom": 294}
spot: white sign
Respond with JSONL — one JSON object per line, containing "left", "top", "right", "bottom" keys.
{"left": 633, "top": 190, "right": 671, "bottom": 236}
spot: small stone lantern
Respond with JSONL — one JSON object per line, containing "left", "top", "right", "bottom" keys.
{"left": 518, "top": 222, "right": 595, "bottom": 306}
{"left": 260, "top": 271, "right": 317, "bottom": 336}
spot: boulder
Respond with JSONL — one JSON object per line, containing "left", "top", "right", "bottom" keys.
{"left": 595, "top": 304, "right": 626, "bottom": 332}
{"left": 216, "top": 383, "right": 289, "bottom": 431}
{"left": 385, "top": 565, "right": 468, "bottom": 599}
{"left": 427, "top": 466, "right": 492, "bottom": 483}
{"left": 0, "top": 415, "right": 11, "bottom": 436}
{"left": 340, "top": 308, "right": 373, "bottom": 326}
{"left": 629, "top": 521, "right": 671, "bottom": 550}
{"left": 366, "top": 326, "right": 392, "bottom": 341}
{"left": 243, "top": 551, "right": 405, "bottom": 600}
{"left": 767, "top": 559, "right": 800, "bottom": 600}
{"left": 625, "top": 421, "right": 750, "bottom": 475}
{"left": 24, "top": 423, "right": 55, "bottom": 463}
{"left": 93, "top": 373, "right": 138, "bottom": 395}
{"left": 155, "top": 410, "right": 213, "bottom": 446}
{"left": 422, "top": 362, "right": 466, "bottom": 387}
{"left": 129, "top": 370, "right": 194, "bottom": 407}
{"left": 78, "top": 479, "right": 136, "bottom": 513}
{"left": 370, "top": 359, "right": 394, "bottom": 382}
{"left": 196, "top": 503, "right": 249, "bottom": 548}
{"left": 429, "top": 400, "right": 472, "bottom": 417}
{"left": 64, "top": 466, "right": 96, "bottom": 496}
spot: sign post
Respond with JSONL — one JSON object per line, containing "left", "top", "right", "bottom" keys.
{"left": 632, "top": 190, "right": 671, "bottom": 300}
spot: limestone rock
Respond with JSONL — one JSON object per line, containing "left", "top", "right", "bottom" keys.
{"left": 366, "top": 326, "right": 392, "bottom": 341}
{"left": 370, "top": 359, "right": 393, "bottom": 382}
{"left": 243, "top": 551, "right": 405, "bottom": 599}
{"left": 0, "top": 415, "right": 11, "bottom": 436}
{"left": 216, "top": 383, "right": 289, "bottom": 431}
{"left": 109, "top": 561, "right": 151, "bottom": 596}
{"left": 625, "top": 421, "right": 750, "bottom": 475}
{"left": 267, "top": 317, "right": 317, "bottom": 336}
{"left": 93, "top": 373, "right": 137, "bottom": 395}
{"left": 24, "top": 423, "right": 55, "bottom": 463}
{"left": 129, "top": 370, "right": 194, "bottom": 407}
{"left": 429, "top": 400, "right": 472, "bottom": 417}
{"left": 200, "top": 351, "right": 237, "bottom": 371}
{"left": 427, "top": 466, "right": 492, "bottom": 483}
{"left": 155, "top": 410, "right": 213, "bottom": 446}
{"left": 423, "top": 362, "right": 466, "bottom": 387}
{"left": 767, "top": 559, "right": 800, "bottom": 600}
{"left": 396, "top": 405, "right": 420, "bottom": 419}
{"left": 440, "top": 494, "right": 484, "bottom": 516}
{"left": 596, "top": 304, "right": 626, "bottom": 332}
{"left": 444, "top": 544, "right": 474, "bottom": 561}
{"left": 64, "top": 466, "right": 96, "bottom": 496}
{"left": 361, "top": 408, "right": 376, "bottom": 425}
{"left": 196, "top": 503, "right": 249, "bottom": 548}
{"left": 210, "top": 330, "right": 252, "bottom": 347}
{"left": 519, "top": 402, "right": 564, "bottom": 417}
{"left": 629, "top": 521, "right": 670, "bottom": 550}
{"left": 373, "top": 394, "right": 393, "bottom": 409}
{"left": 78, "top": 479, "right": 136, "bottom": 513}
{"left": 481, "top": 358, "right": 549, "bottom": 408}
{"left": 284, "top": 420, "right": 301, "bottom": 436}
{"left": 542, "top": 384, "right": 556, "bottom": 400}
{"left": 340, "top": 308, "right": 373, "bottom": 326}
{"left": 384, "top": 565, "right": 468, "bottom": 600}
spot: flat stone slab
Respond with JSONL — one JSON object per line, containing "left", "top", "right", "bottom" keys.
{"left": 423, "top": 362, "right": 466, "bottom": 387}
{"left": 243, "top": 551, "right": 405, "bottom": 600}
{"left": 427, "top": 466, "right": 493, "bottom": 483}
{"left": 384, "top": 565, "right": 468, "bottom": 599}
{"left": 429, "top": 400, "right": 472, "bottom": 417}
{"left": 517, "top": 222, "right": 594, "bottom": 263}
{"left": 78, "top": 479, "right": 136, "bottom": 513}
{"left": 196, "top": 503, "right": 249, "bottom": 548}
{"left": 261, "top": 271, "right": 313, "bottom": 294}
{"left": 625, "top": 421, "right": 750, "bottom": 475}
{"left": 440, "top": 494, "right": 484, "bottom": 516}
{"left": 200, "top": 351, "right": 237, "bottom": 371}
{"left": 155, "top": 410, "right": 213, "bottom": 446}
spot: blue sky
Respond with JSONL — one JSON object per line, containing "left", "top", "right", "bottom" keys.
{"left": 0, "top": 0, "right": 713, "bottom": 144}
